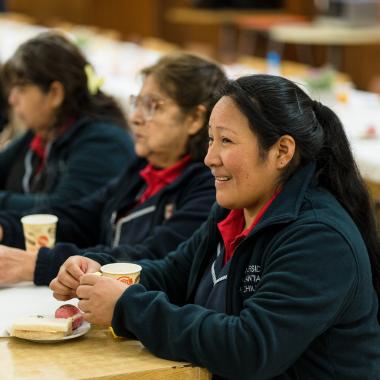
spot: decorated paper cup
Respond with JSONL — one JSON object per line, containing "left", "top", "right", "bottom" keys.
{"left": 20, "top": 214, "right": 58, "bottom": 254}
{"left": 99, "top": 263, "right": 142, "bottom": 285}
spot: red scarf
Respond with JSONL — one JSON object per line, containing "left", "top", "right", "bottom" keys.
{"left": 29, "top": 118, "right": 75, "bottom": 174}
{"left": 138, "top": 155, "right": 192, "bottom": 204}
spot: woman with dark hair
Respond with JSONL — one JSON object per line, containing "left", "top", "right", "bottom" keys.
{"left": 52, "top": 74, "right": 379, "bottom": 379}
{"left": 0, "top": 52, "right": 226, "bottom": 286}
{"left": 0, "top": 31, "right": 134, "bottom": 211}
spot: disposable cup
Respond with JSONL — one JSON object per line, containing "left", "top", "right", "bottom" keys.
{"left": 98, "top": 263, "right": 142, "bottom": 285}
{"left": 20, "top": 214, "right": 58, "bottom": 254}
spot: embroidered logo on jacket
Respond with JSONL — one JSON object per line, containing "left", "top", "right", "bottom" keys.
{"left": 240, "top": 265, "right": 262, "bottom": 295}
{"left": 164, "top": 203, "right": 175, "bottom": 220}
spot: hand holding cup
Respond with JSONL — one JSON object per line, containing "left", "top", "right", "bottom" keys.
{"left": 50, "top": 256, "right": 101, "bottom": 301}
{"left": 77, "top": 263, "right": 142, "bottom": 326}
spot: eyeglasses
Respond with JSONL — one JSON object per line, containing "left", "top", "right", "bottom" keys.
{"left": 127, "top": 94, "right": 166, "bottom": 121}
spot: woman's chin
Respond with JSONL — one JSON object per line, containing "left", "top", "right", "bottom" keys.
{"left": 216, "top": 197, "right": 235, "bottom": 210}
{"left": 134, "top": 146, "right": 150, "bottom": 158}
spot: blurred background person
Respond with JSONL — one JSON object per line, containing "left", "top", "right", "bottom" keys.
{"left": 0, "top": 64, "right": 26, "bottom": 149}
{"left": 0, "top": 31, "right": 134, "bottom": 211}
{"left": 0, "top": 65, "right": 9, "bottom": 135}
{"left": 0, "top": 52, "right": 227, "bottom": 286}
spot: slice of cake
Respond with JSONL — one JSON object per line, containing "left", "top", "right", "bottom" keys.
{"left": 11, "top": 315, "right": 73, "bottom": 340}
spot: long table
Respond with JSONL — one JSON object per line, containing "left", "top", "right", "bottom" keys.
{"left": 0, "top": 284, "right": 211, "bottom": 380}
{"left": 0, "top": 327, "right": 211, "bottom": 380}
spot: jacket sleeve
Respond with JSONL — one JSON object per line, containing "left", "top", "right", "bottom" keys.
{"left": 33, "top": 168, "right": 215, "bottom": 285}
{"left": 31, "top": 176, "right": 122, "bottom": 286}
{"left": 0, "top": 132, "right": 29, "bottom": 189}
{"left": 84, "top": 169, "right": 216, "bottom": 262}
{"left": 111, "top": 223, "right": 359, "bottom": 380}
{"left": 0, "top": 168, "right": 124, "bottom": 250}
{"left": 0, "top": 123, "right": 135, "bottom": 211}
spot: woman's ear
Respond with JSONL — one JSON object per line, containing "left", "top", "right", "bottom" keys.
{"left": 187, "top": 104, "right": 207, "bottom": 136}
{"left": 275, "top": 134, "right": 296, "bottom": 169}
{"left": 48, "top": 81, "right": 65, "bottom": 109}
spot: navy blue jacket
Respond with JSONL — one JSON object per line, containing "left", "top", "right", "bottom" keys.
{"left": 0, "top": 159, "right": 216, "bottom": 285}
{"left": 101, "top": 162, "right": 380, "bottom": 380}
{"left": 0, "top": 117, "right": 134, "bottom": 211}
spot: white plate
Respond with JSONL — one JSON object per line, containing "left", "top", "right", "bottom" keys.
{"left": 7, "top": 321, "right": 91, "bottom": 343}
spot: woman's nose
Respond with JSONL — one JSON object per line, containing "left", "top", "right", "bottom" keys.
{"left": 8, "top": 88, "right": 17, "bottom": 106}
{"left": 129, "top": 101, "right": 148, "bottom": 125}
{"left": 204, "top": 142, "right": 220, "bottom": 168}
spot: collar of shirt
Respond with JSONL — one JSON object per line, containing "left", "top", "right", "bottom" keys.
{"left": 218, "top": 190, "right": 280, "bottom": 264}
{"left": 138, "top": 155, "right": 192, "bottom": 204}
{"left": 29, "top": 117, "right": 76, "bottom": 169}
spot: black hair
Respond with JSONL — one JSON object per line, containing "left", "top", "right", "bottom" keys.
{"left": 221, "top": 74, "right": 380, "bottom": 320}
{"left": 2, "top": 31, "right": 128, "bottom": 130}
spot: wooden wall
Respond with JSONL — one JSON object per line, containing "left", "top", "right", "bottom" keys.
{"left": 6, "top": 0, "right": 380, "bottom": 89}
{"left": 7, "top": 0, "right": 163, "bottom": 39}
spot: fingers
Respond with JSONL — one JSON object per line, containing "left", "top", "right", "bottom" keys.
{"left": 76, "top": 284, "right": 93, "bottom": 300}
{"left": 52, "top": 291, "right": 76, "bottom": 301}
{"left": 66, "top": 258, "right": 86, "bottom": 281}
{"left": 80, "top": 273, "right": 101, "bottom": 286}
{"left": 50, "top": 278, "right": 76, "bottom": 299}
{"left": 78, "top": 293, "right": 97, "bottom": 324}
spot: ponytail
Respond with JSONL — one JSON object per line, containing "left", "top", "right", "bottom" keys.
{"left": 221, "top": 74, "right": 380, "bottom": 321}
{"left": 314, "top": 102, "right": 380, "bottom": 319}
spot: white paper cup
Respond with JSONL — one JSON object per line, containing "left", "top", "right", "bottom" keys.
{"left": 98, "top": 263, "right": 142, "bottom": 285}
{"left": 20, "top": 214, "right": 58, "bottom": 254}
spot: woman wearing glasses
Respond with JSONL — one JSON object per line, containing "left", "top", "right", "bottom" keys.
{"left": 0, "top": 52, "right": 227, "bottom": 286}
{"left": 0, "top": 32, "right": 134, "bottom": 211}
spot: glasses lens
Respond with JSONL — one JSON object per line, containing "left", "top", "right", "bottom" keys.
{"left": 127, "top": 95, "right": 138, "bottom": 115}
{"left": 128, "top": 95, "right": 163, "bottom": 120}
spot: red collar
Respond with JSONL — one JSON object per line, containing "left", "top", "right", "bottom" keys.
{"left": 218, "top": 190, "right": 280, "bottom": 264}
{"left": 29, "top": 117, "right": 75, "bottom": 160}
{"left": 29, "top": 135, "right": 46, "bottom": 160}
{"left": 138, "top": 155, "right": 192, "bottom": 203}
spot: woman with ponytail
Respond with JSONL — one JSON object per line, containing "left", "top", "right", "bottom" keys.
{"left": 0, "top": 31, "right": 134, "bottom": 211}
{"left": 51, "top": 74, "right": 380, "bottom": 380}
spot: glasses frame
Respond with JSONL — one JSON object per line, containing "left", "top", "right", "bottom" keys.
{"left": 128, "top": 94, "right": 167, "bottom": 121}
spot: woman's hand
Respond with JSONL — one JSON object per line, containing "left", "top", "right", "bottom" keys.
{"left": 49, "top": 256, "right": 101, "bottom": 301}
{"left": 0, "top": 245, "right": 37, "bottom": 284}
{"left": 77, "top": 273, "right": 128, "bottom": 326}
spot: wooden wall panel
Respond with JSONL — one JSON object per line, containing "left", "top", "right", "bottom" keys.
{"left": 7, "top": 0, "right": 163, "bottom": 39}
{"left": 8, "top": 0, "right": 92, "bottom": 24}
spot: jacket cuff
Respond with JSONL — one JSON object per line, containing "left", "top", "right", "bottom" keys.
{"left": 111, "top": 284, "right": 146, "bottom": 338}
{"left": 34, "top": 247, "right": 55, "bottom": 285}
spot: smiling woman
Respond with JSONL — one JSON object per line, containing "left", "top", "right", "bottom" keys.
{"left": 0, "top": 31, "right": 134, "bottom": 211}
{"left": 49, "top": 74, "right": 380, "bottom": 380}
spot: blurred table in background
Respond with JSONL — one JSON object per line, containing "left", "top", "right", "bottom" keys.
{"left": 235, "top": 13, "right": 308, "bottom": 56}
{"left": 165, "top": 7, "right": 287, "bottom": 61}
{"left": 270, "top": 22, "right": 380, "bottom": 69}
{"left": 1, "top": 17, "right": 380, "bottom": 203}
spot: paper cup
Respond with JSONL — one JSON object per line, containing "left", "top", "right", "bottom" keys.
{"left": 99, "top": 263, "right": 142, "bottom": 285}
{"left": 20, "top": 214, "right": 58, "bottom": 254}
